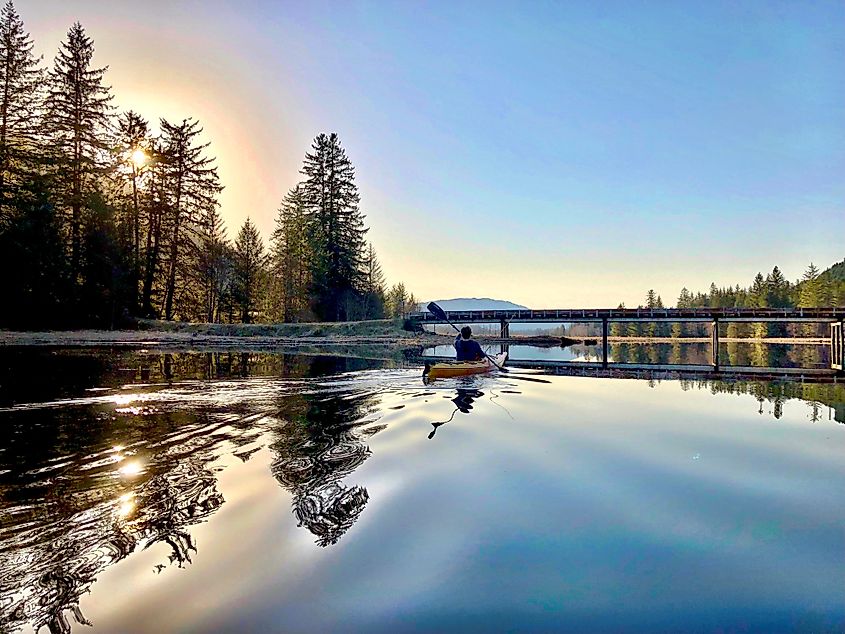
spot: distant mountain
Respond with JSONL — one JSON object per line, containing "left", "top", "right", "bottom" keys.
{"left": 424, "top": 298, "right": 529, "bottom": 312}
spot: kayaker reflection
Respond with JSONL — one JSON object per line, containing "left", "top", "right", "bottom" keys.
{"left": 455, "top": 325, "right": 484, "bottom": 361}
{"left": 429, "top": 388, "right": 484, "bottom": 439}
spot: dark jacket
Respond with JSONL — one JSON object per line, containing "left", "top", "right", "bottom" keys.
{"left": 454, "top": 334, "right": 484, "bottom": 361}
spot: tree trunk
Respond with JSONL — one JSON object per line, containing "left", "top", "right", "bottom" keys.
{"left": 163, "top": 213, "right": 180, "bottom": 320}
{"left": 142, "top": 203, "right": 161, "bottom": 316}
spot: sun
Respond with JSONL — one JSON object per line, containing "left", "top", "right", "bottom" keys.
{"left": 131, "top": 148, "right": 148, "bottom": 168}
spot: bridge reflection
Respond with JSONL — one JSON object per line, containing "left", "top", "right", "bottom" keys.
{"left": 421, "top": 353, "right": 840, "bottom": 383}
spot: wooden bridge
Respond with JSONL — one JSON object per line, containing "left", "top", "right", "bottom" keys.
{"left": 410, "top": 307, "right": 845, "bottom": 373}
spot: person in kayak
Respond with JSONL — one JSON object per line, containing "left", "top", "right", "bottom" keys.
{"left": 454, "top": 326, "right": 484, "bottom": 361}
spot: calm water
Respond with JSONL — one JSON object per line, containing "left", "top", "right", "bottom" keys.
{"left": 1, "top": 349, "right": 843, "bottom": 633}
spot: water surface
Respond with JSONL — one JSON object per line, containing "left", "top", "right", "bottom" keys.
{"left": 1, "top": 349, "right": 843, "bottom": 633}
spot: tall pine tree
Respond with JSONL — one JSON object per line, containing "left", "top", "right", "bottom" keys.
{"left": 114, "top": 110, "right": 150, "bottom": 310}
{"left": 361, "top": 242, "right": 386, "bottom": 319}
{"left": 196, "top": 205, "right": 230, "bottom": 323}
{"left": 300, "top": 133, "right": 367, "bottom": 321}
{"left": 0, "top": 0, "right": 42, "bottom": 222}
{"left": 270, "top": 185, "right": 310, "bottom": 322}
{"left": 158, "top": 117, "right": 222, "bottom": 320}
{"left": 233, "top": 217, "right": 265, "bottom": 323}
{"left": 45, "top": 22, "right": 114, "bottom": 283}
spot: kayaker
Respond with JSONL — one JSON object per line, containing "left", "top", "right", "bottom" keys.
{"left": 454, "top": 326, "right": 484, "bottom": 361}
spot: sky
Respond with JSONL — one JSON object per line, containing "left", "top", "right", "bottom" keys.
{"left": 22, "top": 0, "right": 845, "bottom": 308}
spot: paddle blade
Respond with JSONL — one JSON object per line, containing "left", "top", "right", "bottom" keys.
{"left": 427, "top": 302, "right": 448, "bottom": 321}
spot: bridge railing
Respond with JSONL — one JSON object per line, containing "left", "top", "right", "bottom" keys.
{"left": 410, "top": 307, "right": 845, "bottom": 322}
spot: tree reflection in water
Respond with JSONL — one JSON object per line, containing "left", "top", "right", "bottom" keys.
{"left": 609, "top": 340, "right": 831, "bottom": 369}
{"left": 680, "top": 378, "right": 845, "bottom": 423}
{"left": 1, "top": 350, "right": 397, "bottom": 632}
{"left": 0, "top": 397, "right": 254, "bottom": 633}
{"left": 269, "top": 385, "right": 385, "bottom": 547}
{"left": 0, "top": 445, "right": 226, "bottom": 633}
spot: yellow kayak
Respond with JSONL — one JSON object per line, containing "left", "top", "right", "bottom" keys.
{"left": 423, "top": 352, "right": 508, "bottom": 379}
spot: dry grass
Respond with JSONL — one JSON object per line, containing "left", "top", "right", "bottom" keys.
{"left": 0, "top": 318, "right": 450, "bottom": 349}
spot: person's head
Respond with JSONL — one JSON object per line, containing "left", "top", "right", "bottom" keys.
{"left": 460, "top": 326, "right": 472, "bottom": 340}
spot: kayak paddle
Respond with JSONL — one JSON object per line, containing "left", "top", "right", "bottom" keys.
{"left": 426, "top": 301, "right": 508, "bottom": 372}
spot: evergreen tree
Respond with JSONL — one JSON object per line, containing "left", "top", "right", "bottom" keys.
{"left": 671, "top": 320, "right": 683, "bottom": 338}
{"left": 78, "top": 190, "right": 131, "bottom": 327}
{"left": 158, "top": 117, "right": 222, "bottom": 320}
{"left": 767, "top": 266, "right": 789, "bottom": 308}
{"left": 750, "top": 273, "right": 766, "bottom": 307}
{"left": 232, "top": 217, "right": 265, "bottom": 323}
{"left": 300, "top": 132, "right": 367, "bottom": 321}
{"left": 750, "top": 272, "right": 768, "bottom": 338}
{"left": 798, "top": 263, "right": 823, "bottom": 308}
{"left": 708, "top": 282, "right": 719, "bottom": 307}
{"left": 386, "top": 282, "right": 408, "bottom": 318}
{"left": 270, "top": 185, "right": 310, "bottom": 322}
{"left": 610, "top": 303, "right": 625, "bottom": 337}
{"left": 140, "top": 138, "right": 167, "bottom": 316}
{"left": 0, "top": 0, "right": 43, "bottom": 222}
{"left": 765, "top": 266, "right": 789, "bottom": 335}
{"left": 797, "top": 263, "right": 831, "bottom": 337}
{"left": 0, "top": 176, "right": 67, "bottom": 327}
{"left": 44, "top": 22, "right": 114, "bottom": 283}
{"left": 217, "top": 242, "right": 238, "bottom": 323}
{"left": 644, "top": 290, "right": 657, "bottom": 336}
{"left": 655, "top": 294, "right": 670, "bottom": 336}
{"left": 196, "top": 205, "right": 229, "bottom": 322}
{"left": 361, "top": 242, "right": 386, "bottom": 319}
{"left": 114, "top": 110, "right": 150, "bottom": 309}
{"left": 626, "top": 318, "right": 641, "bottom": 338}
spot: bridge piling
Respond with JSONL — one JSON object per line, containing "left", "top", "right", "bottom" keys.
{"left": 602, "top": 318, "right": 609, "bottom": 368}
{"left": 832, "top": 321, "right": 844, "bottom": 372}
{"left": 499, "top": 319, "right": 509, "bottom": 338}
{"left": 711, "top": 319, "right": 720, "bottom": 370}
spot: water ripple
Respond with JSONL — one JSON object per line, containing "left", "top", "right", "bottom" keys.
{"left": 0, "top": 367, "right": 424, "bottom": 632}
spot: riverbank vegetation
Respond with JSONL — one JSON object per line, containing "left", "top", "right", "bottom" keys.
{"left": 0, "top": 3, "right": 415, "bottom": 330}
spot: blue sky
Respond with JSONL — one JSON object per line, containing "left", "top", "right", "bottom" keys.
{"left": 25, "top": 0, "right": 845, "bottom": 306}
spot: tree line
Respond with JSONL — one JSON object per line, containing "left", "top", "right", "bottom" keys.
{"left": 0, "top": 2, "right": 415, "bottom": 329}
{"left": 611, "top": 261, "right": 844, "bottom": 338}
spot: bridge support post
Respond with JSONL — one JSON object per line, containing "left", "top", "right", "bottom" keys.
{"left": 602, "top": 318, "right": 609, "bottom": 368}
{"left": 711, "top": 319, "right": 720, "bottom": 370}
{"left": 831, "top": 321, "right": 844, "bottom": 372}
{"left": 500, "top": 319, "right": 509, "bottom": 339}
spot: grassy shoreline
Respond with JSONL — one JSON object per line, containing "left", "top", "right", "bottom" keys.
{"left": 0, "top": 318, "right": 448, "bottom": 350}
{"left": 0, "top": 319, "right": 829, "bottom": 350}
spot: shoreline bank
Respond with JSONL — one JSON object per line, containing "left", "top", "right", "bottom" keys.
{"left": 0, "top": 318, "right": 448, "bottom": 350}
{"left": 0, "top": 328, "right": 829, "bottom": 350}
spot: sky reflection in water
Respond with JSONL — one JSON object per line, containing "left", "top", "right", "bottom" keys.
{"left": 0, "top": 350, "right": 843, "bottom": 633}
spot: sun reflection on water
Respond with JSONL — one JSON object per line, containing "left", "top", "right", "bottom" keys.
{"left": 118, "top": 460, "right": 144, "bottom": 478}
{"left": 117, "top": 493, "right": 136, "bottom": 518}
